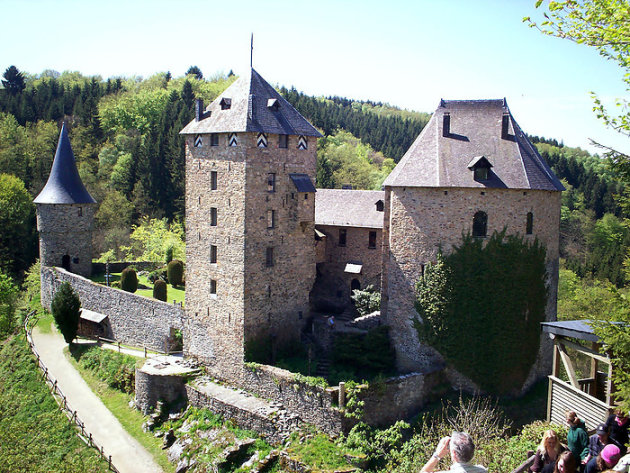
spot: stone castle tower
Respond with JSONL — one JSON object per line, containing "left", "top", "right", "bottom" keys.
{"left": 180, "top": 69, "right": 322, "bottom": 381}
{"left": 380, "top": 99, "right": 564, "bottom": 383}
{"left": 34, "top": 123, "right": 97, "bottom": 277}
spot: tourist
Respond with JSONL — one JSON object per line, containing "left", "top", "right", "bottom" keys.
{"left": 532, "top": 430, "right": 564, "bottom": 473}
{"left": 590, "top": 445, "right": 622, "bottom": 472}
{"left": 567, "top": 411, "right": 589, "bottom": 464}
{"left": 614, "top": 452, "right": 630, "bottom": 472}
{"left": 420, "top": 432, "right": 487, "bottom": 473}
{"left": 585, "top": 424, "right": 611, "bottom": 473}
{"left": 606, "top": 410, "right": 629, "bottom": 455}
{"left": 555, "top": 451, "right": 578, "bottom": 473}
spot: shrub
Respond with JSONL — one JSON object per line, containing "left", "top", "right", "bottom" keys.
{"left": 165, "top": 245, "right": 174, "bottom": 264}
{"left": 153, "top": 279, "right": 167, "bottom": 302}
{"left": 167, "top": 259, "right": 184, "bottom": 287}
{"left": 147, "top": 267, "right": 167, "bottom": 284}
{"left": 351, "top": 285, "right": 381, "bottom": 316}
{"left": 0, "top": 271, "right": 18, "bottom": 337}
{"left": 73, "top": 346, "right": 136, "bottom": 394}
{"left": 120, "top": 267, "right": 138, "bottom": 293}
{"left": 51, "top": 282, "right": 80, "bottom": 344}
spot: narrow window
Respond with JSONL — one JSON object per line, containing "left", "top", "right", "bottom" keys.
{"left": 266, "top": 247, "right": 274, "bottom": 267}
{"left": 339, "top": 229, "right": 347, "bottom": 247}
{"left": 210, "top": 279, "right": 217, "bottom": 295}
{"left": 267, "top": 173, "right": 276, "bottom": 192}
{"left": 526, "top": 212, "right": 534, "bottom": 235}
{"left": 210, "top": 207, "right": 217, "bottom": 226}
{"left": 210, "top": 133, "right": 219, "bottom": 146}
{"left": 368, "top": 231, "right": 377, "bottom": 249}
{"left": 267, "top": 210, "right": 275, "bottom": 229}
{"left": 279, "top": 134, "right": 288, "bottom": 148}
{"left": 210, "top": 171, "right": 217, "bottom": 190}
{"left": 472, "top": 211, "right": 487, "bottom": 238}
{"left": 376, "top": 200, "right": 384, "bottom": 212}
{"left": 210, "top": 245, "right": 217, "bottom": 263}
{"left": 78, "top": 207, "right": 83, "bottom": 217}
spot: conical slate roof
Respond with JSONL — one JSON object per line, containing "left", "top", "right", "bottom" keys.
{"left": 383, "top": 99, "right": 564, "bottom": 191}
{"left": 34, "top": 123, "right": 96, "bottom": 204}
{"left": 180, "top": 68, "right": 322, "bottom": 137}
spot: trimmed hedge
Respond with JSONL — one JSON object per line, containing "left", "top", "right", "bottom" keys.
{"left": 153, "top": 279, "right": 167, "bottom": 302}
{"left": 120, "top": 267, "right": 138, "bottom": 293}
{"left": 167, "top": 260, "right": 184, "bottom": 287}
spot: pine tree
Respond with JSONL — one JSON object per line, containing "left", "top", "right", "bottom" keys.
{"left": 2, "top": 66, "right": 26, "bottom": 95}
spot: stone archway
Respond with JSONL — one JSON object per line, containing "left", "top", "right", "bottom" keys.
{"left": 61, "top": 254, "right": 71, "bottom": 271}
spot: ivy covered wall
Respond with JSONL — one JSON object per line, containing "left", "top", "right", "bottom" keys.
{"left": 414, "top": 231, "right": 548, "bottom": 395}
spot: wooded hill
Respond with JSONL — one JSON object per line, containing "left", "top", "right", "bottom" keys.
{"left": 0, "top": 66, "right": 627, "bottom": 288}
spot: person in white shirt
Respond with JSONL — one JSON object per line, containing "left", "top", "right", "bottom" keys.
{"left": 421, "top": 432, "right": 488, "bottom": 473}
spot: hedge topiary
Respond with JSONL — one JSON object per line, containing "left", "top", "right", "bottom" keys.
{"left": 167, "top": 259, "right": 184, "bottom": 288}
{"left": 120, "top": 267, "right": 138, "bottom": 293}
{"left": 414, "top": 230, "right": 548, "bottom": 395}
{"left": 153, "top": 279, "right": 167, "bottom": 302}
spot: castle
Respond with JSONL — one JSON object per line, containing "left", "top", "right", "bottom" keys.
{"left": 35, "top": 68, "right": 563, "bottom": 411}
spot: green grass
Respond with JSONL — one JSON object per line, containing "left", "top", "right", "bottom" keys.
{"left": 0, "top": 334, "right": 109, "bottom": 472}
{"left": 34, "top": 310, "right": 54, "bottom": 333}
{"left": 284, "top": 428, "right": 359, "bottom": 472}
{"left": 91, "top": 271, "right": 185, "bottom": 306}
{"left": 65, "top": 346, "right": 175, "bottom": 473}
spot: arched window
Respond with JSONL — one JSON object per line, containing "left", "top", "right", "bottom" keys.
{"left": 351, "top": 279, "right": 361, "bottom": 292}
{"left": 61, "top": 254, "right": 71, "bottom": 271}
{"left": 526, "top": 212, "right": 533, "bottom": 235}
{"left": 472, "top": 211, "right": 487, "bottom": 238}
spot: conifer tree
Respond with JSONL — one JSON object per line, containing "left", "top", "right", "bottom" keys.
{"left": 51, "top": 282, "right": 81, "bottom": 344}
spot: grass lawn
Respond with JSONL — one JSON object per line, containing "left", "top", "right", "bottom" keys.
{"left": 65, "top": 346, "right": 175, "bottom": 473}
{"left": 91, "top": 271, "right": 185, "bottom": 306}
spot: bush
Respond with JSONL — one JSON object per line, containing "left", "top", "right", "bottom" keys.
{"left": 120, "top": 267, "right": 138, "bottom": 293}
{"left": 147, "top": 267, "right": 167, "bottom": 284}
{"left": 351, "top": 285, "right": 381, "bottom": 316}
{"left": 72, "top": 345, "right": 136, "bottom": 394}
{"left": 0, "top": 271, "right": 18, "bottom": 338}
{"left": 51, "top": 282, "right": 80, "bottom": 344}
{"left": 153, "top": 279, "right": 167, "bottom": 302}
{"left": 167, "top": 259, "right": 184, "bottom": 287}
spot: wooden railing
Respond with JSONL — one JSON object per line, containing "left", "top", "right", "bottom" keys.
{"left": 24, "top": 312, "right": 120, "bottom": 473}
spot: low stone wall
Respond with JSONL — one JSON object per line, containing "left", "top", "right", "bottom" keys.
{"left": 136, "top": 366, "right": 190, "bottom": 415}
{"left": 242, "top": 363, "right": 346, "bottom": 435}
{"left": 359, "top": 369, "right": 444, "bottom": 427}
{"left": 41, "top": 266, "right": 184, "bottom": 352}
{"left": 186, "top": 384, "right": 299, "bottom": 445}
{"left": 346, "top": 312, "right": 382, "bottom": 330}
{"left": 91, "top": 261, "right": 157, "bottom": 274}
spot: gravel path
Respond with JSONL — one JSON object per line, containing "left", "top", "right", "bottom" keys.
{"left": 31, "top": 326, "right": 164, "bottom": 473}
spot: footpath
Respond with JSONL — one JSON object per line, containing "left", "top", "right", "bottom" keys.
{"left": 30, "top": 325, "right": 164, "bottom": 473}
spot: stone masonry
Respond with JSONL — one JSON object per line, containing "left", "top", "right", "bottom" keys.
{"left": 382, "top": 187, "right": 561, "bottom": 377}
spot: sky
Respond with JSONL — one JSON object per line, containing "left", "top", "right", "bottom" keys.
{"left": 1, "top": 0, "right": 628, "bottom": 155}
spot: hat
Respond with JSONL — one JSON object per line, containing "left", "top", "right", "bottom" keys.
{"left": 601, "top": 444, "right": 621, "bottom": 466}
{"left": 596, "top": 423, "right": 609, "bottom": 435}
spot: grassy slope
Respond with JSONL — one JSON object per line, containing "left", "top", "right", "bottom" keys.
{"left": 65, "top": 346, "right": 175, "bottom": 473}
{"left": 0, "top": 333, "right": 109, "bottom": 473}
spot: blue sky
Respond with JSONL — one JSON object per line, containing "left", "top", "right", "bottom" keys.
{"left": 1, "top": 0, "right": 628, "bottom": 155}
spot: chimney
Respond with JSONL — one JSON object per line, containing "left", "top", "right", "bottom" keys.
{"left": 501, "top": 113, "right": 510, "bottom": 139}
{"left": 443, "top": 113, "right": 450, "bottom": 137}
{"left": 195, "top": 98, "right": 204, "bottom": 122}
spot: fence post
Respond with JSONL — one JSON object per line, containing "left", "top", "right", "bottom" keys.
{"left": 89, "top": 433, "right": 92, "bottom": 446}
{"left": 118, "top": 341, "right": 121, "bottom": 353}
{"left": 144, "top": 346, "right": 147, "bottom": 357}
{"left": 109, "top": 455, "right": 112, "bottom": 469}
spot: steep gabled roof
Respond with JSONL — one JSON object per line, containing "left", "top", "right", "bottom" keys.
{"left": 315, "top": 189, "right": 385, "bottom": 229}
{"left": 180, "top": 69, "right": 322, "bottom": 137}
{"left": 34, "top": 123, "right": 96, "bottom": 204}
{"left": 383, "top": 99, "right": 564, "bottom": 191}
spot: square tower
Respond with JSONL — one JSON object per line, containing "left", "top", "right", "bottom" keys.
{"left": 180, "top": 69, "right": 321, "bottom": 382}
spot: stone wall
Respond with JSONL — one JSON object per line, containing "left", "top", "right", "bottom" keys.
{"left": 36, "top": 203, "right": 96, "bottom": 277}
{"left": 41, "top": 266, "right": 184, "bottom": 352}
{"left": 317, "top": 224, "right": 382, "bottom": 290}
{"left": 381, "top": 186, "right": 561, "bottom": 391}
{"left": 135, "top": 366, "right": 190, "bottom": 415}
{"left": 184, "top": 132, "right": 318, "bottom": 382}
{"left": 242, "top": 363, "right": 344, "bottom": 435}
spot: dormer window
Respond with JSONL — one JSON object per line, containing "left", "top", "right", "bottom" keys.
{"left": 375, "top": 200, "right": 384, "bottom": 212}
{"left": 267, "top": 98, "right": 279, "bottom": 111}
{"left": 467, "top": 156, "right": 493, "bottom": 182}
{"left": 220, "top": 97, "right": 231, "bottom": 110}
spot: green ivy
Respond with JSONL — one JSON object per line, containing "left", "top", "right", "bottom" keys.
{"left": 414, "top": 230, "right": 548, "bottom": 395}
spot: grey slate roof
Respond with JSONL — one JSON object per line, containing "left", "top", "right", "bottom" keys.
{"left": 541, "top": 320, "right": 598, "bottom": 343}
{"left": 34, "top": 123, "right": 96, "bottom": 204}
{"left": 180, "top": 69, "right": 322, "bottom": 137}
{"left": 315, "top": 189, "right": 385, "bottom": 228}
{"left": 383, "top": 99, "right": 564, "bottom": 191}
{"left": 289, "top": 174, "right": 316, "bottom": 193}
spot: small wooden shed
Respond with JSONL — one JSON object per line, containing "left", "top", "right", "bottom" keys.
{"left": 542, "top": 320, "right": 617, "bottom": 430}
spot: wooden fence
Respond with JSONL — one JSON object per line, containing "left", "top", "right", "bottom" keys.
{"left": 23, "top": 312, "right": 120, "bottom": 473}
